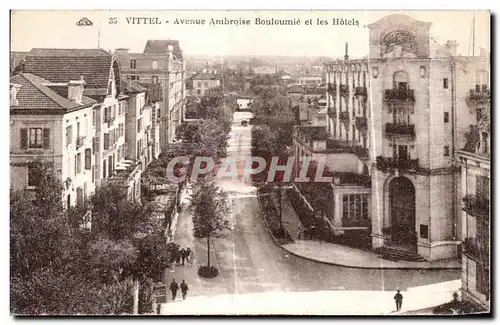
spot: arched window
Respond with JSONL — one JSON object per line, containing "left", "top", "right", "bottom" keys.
{"left": 393, "top": 71, "right": 409, "bottom": 91}
{"left": 475, "top": 70, "right": 489, "bottom": 91}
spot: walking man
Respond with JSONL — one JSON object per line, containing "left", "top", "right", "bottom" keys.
{"left": 175, "top": 249, "right": 181, "bottom": 266}
{"left": 180, "top": 280, "right": 189, "bottom": 300}
{"left": 180, "top": 248, "right": 186, "bottom": 266}
{"left": 394, "top": 290, "right": 403, "bottom": 311}
{"left": 297, "top": 224, "right": 302, "bottom": 239}
{"left": 186, "top": 247, "right": 192, "bottom": 264}
{"left": 170, "top": 279, "right": 179, "bottom": 301}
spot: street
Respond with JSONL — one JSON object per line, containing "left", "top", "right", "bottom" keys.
{"left": 162, "top": 111, "right": 461, "bottom": 315}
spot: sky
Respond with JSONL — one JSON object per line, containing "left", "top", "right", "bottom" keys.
{"left": 10, "top": 10, "right": 490, "bottom": 58}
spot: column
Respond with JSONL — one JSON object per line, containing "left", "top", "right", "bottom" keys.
{"left": 333, "top": 193, "right": 344, "bottom": 235}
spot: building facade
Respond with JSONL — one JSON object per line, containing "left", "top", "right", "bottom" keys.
{"left": 115, "top": 40, "right": 186, "bottom": 151}
{"left": 10, "top": 73, "right": 97, "bottom": 208}
{"left": 457, "top": 86, "right": 490, "bottom": 310}
{"left": 292, "top": 14, "right": 490, "bottom": 261}
{"left": 191, "top": 71, "right": 221, "bottom": 97}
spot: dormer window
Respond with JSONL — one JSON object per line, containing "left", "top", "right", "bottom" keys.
{"left": 130, "top": 60, "right": 136, "bottom": 69}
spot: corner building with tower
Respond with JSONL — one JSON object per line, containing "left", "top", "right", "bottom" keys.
{"left": 319, "top": 14, "right": 490, "bottom": 261}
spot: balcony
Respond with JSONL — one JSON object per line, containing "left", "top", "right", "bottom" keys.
{"left": 326, "top": 139, "right": 369, "bottom": 159}
{"left": 462, "top": 237, "right": 489, "bottom": 265}
{"left": 355, "top": 117, "right": 367, "bottom": 130}
{"left": 107, "top": 117, "right": 115, "bottom": 128}
{"left": 339, "top": 84, "right": 349, "bottom": 98}
{"left": 327, "top": 83, "right": 337, "bottom": 97}
{"left": 468, "top": 87, "right": 490, "bottom": 105}
{"left": 384, "top": 88, "right": 415, "bottom": 102}
{"left": 328, "top": 109, "right": 337, "bottom": 119}
{"left": 385, "top": 123, "right": 415, "bottom": 137}
{"left": 339, "top": 111, "right": 350, "bottom": 122}
{"left": 376, "top": 156, "right": 419, "bottom": 171}
{"left": 463, "top": 195, "right": 490, "bottom": 218}
{"left": 355, "top": 86, "right": 367, "bottom": 98}
{"left": 76, "top": 136, "right": 87, "bottom": 149}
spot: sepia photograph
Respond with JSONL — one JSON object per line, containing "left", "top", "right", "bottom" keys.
{"left": 9, "top": 9, "right": 491, "bottom": 316}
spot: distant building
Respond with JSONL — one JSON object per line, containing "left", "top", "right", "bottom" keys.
{"left": 236, "top": 97, "right": 253, "bottom": 110}
{"left": 191, "top": 71, "right": 221, "bottom": 97}
{"left": 296, "top": 75, "right": 323, "bottom": 87}
{"left": 115, "top": 40, "right": 186, "bottom": 149}
{"left": 253, "top": 66, "right": 276, "bottom": 75}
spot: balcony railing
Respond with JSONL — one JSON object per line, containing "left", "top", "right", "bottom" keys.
{"left": 355, "top": 117, "right": 367, "bottom": 130}
{"left": 339, "top": 111, "right": 350, "bottom": 121}
{"left": 355, "top": 86, "right": 367, "bottom": 98}
{"left": 107, "top": 117, "right": 115, "bottom": 128}
{"left": 327, "top": 83, "right": 337, "bottom": 97}
{"left": 332, "top": 172, "right": 371, "bottom": 187}
{"left": 463, "top": 195, "right": 490, "bottom": 218}
{"left": 385, "top": 123, "right": 415, "bottom": 136}
{"left": 462, "top": 237, "right": 489, "bottom": 264}
{"left": 339, "top": 84, "right": 349, "bottom": 98}
{"left": 384, "top": 88, "right": 415, "bottom": 102}
{"left": 326, "top": 138, "right": 369, "bottom": 159}
{"left": 376, "top": 156, "right": 419, "bottom": 171}
{"left": 76, "top": 136, "right": 86, "bottom": 148}
{"left": 328, "top": 109, "right": 337, "bottom": 118}
{"left": 469, "top": 88, "right": 490, "bottom": 104}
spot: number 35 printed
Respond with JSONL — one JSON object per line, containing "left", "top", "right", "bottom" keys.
{"left": 109, "top": 17, "right": 118, "bottom": 24}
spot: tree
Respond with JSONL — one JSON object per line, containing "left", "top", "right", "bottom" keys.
{"left": 89, "top": 183, "right": 159, "bottom": 240}
{"left": 189, "top": 180, "right": 231, "bottom": 268}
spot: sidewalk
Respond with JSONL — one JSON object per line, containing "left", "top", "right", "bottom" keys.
{"left": 159, "top": 185, "right": 230, "bottom": 313}
{"left": 277, "top": 192, "right": 460, "bottom": 270}
{"left": 159, "top": 279, "right": 461, "bottom": 315}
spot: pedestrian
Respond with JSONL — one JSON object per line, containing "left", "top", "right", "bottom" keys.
{"left": 176, "top": 249, "right": 181, "bottom": 265}
{"left": 394, "top": 290, "right": 403, "bottom": 311}
{"left": 170, "top": 279, "right": 179, "bottom": 301}
{"left": 181, "top": 248, "right": 190, "bottom": 266}
{"left": 297, "top": 224, "right": 302, "bottom": 239}
{"left": 180, "top": 279, "right": 189, "bottom": 300}
{"left": 180, "top": 248, "right": 186, "bottom": 265}
{"left": 186, "top": 247, "right": 192, "bottom": 264}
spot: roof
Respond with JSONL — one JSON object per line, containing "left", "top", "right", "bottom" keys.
{"left": 11, "top": 51, "right": 29, "bottom": 71}
{"left": 143, "top": 40, "right": 183, "bottom": 60}
{"left": 10, "top": 73, "right": 96, "bottom": 111}
{"left": 192, "top": 73, "right": 219, "bottom": 81}
{"left": 23, "top": 48, "right": 114, "bottom": 89}
{"left": 121, "top": 78, "right": 147, "bottom": 94}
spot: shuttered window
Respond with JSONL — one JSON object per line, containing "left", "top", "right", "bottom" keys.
{"left": 85, "top": 148, "right": 92, "bottom": 170}
{"left": 104, "top": 133, "right": 110, "bottom": 150}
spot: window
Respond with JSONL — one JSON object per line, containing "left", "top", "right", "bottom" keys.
{"left": 92, "top": 110, "right": 96, "bottom": 127}
{"left": 152, "top": 76, "right": 159, "bottom": 83}
{"left": 27, "top": 162, "right": 42, "bottom": 187}
{"left": 137, "top": 118, "right": 142, "bottom": 132}
{"left": 152, "top": 60, "right": 159, "bottom": 69}
{"left": 130, "top": 60, "right": 136, "bottom": 69}
{"left": 65, "top": 126, "right": 73, "bottom": 147}
{"left": 197, "top": 82, "right": 202, "bottom": 87}
{"left": 443, "top": 78, "right": 448, "bottom": 89}
{"left": 85, "top": 148, "right": 92, "bottom": 170}
{"left": 103, "top": 160, "right": 107, "bottom": 179}
{"left": 76, "top": 122, "right": 80, "bottom": 146}
{"left": 444, "top": 145, "right": 450, "bottom": 157}
{"left": 76, "top": 187, "right": 83, "bottom": 205}
{"left": 104, "top": 133, "right": 110, "bottom": 150}
{"left": 28, "top": 128, "right": 43, "bottom": 148}
{"left": 197, "top": 89, "right": 201, "bottom": 95}
{"left": 444, "top": 112, "right": 449, "bottom": 123}
{"left": 75, "top": 153, "right": 82, "bottom": 174}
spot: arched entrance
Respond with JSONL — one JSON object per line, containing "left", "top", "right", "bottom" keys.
{"left": 389, "top": 176, "right": 416, "bottom": 251}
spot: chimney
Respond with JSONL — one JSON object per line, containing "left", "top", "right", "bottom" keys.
{"left": 68, "top": 76, "right": 85, "bottom": 104}
{"left": 167, "top": 44, "right": 174, "bottom": 59}
{"left": 115, "top": 48, "right": 130, "bottom": 55}
{"left": 445, "top": 40, "right": 458, "bottom": 57}
{"left": 10, "top": 83, "right": 22, "bottom": 106}
{"left": 344, "top": 42, "right": 349, "bottom": 61}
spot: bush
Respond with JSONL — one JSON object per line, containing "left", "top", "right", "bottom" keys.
{"left": 198, "top": 265, "right": 219, "bottom": 278}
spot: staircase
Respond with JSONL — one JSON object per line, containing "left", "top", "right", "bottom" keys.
{"left": 374, "top": 246, "right": 426, "bottom": 262}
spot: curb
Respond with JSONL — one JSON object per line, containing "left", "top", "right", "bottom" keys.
{"left": 258, "top": 194, "right": 460, "bottom": 271}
